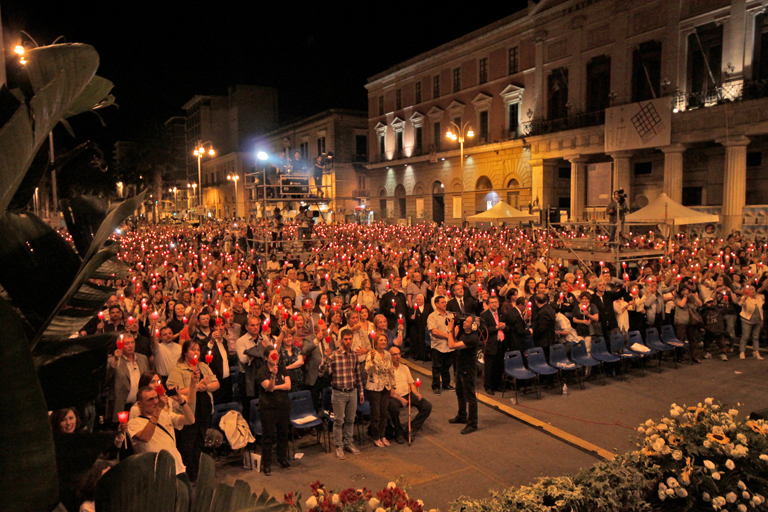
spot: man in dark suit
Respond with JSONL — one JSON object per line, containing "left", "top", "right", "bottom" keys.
{"left": 591, "top": 281, "right": 618, "bottom": 336}
{"left": 480, "top": 295, "right": 508, "bottom": 395}
{"left": 447, "top": 283, "right": 478, "bottom": 317}
{"left": 508, "top": 296, "right": 530, "bottom": 354}
{"left": 381, "top": 276, "right": 408, "bottom": 331}
{"left": 106, "top": 333, "right": 151, "bottom": 424}
{"left": 532, "top": 293, "right": 556, "bottom": 359}
{"left": 206, "top": 322, "right": 232, "bottom": 404}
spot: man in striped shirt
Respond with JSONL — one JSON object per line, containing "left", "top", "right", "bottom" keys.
{"left": 319, "top": 328, "right": 364, "bottom": 459}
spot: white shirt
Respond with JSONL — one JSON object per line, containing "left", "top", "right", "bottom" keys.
{"left": 427, "top": 311, "right": 453, "bottom": 353}
{"left": 153, "top": 341, "right": 182, "bottom": 377}
{"left": 235, "top": 333, "right": 257, "bottom": 371}
{"left": 393, "top": 363, "right": 414, "bottom": 396}
{"left": 127, "top": 410, "right": 187, "bottom": 474}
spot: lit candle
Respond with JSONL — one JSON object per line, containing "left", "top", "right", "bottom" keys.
{"left": 150, "top": 311, "right": 159, "bottom": 321}
{"left": 205, "top": 351, "right": 213, "bottom": 364}
{"left": 118, "top": 411, "right": 129, "bottom": 424}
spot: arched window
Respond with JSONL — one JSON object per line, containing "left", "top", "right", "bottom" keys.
{"left": 395, "top": 185, "right": 407, "bottom": 219}
{"left": 476, "top": 176, "right": 493, "bottom": 190}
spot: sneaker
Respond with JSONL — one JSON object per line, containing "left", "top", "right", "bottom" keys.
{"left": 755, "top": 352, "right": 764, "bottom": 360}
{"left": 740, "top": 352, "right": 746, "bottom": 359}
{"left": 720, "top": 354, "right": 728, "bottom": 361}
{"left": 345, "top": 444, "right": 361, "bottom": 455}
{"left": 335, "top": 447, "right": 346, "bottom": 460}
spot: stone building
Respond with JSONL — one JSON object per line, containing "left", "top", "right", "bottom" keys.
{"left": 365, "top": 0, "right": 768, "bottom": 235}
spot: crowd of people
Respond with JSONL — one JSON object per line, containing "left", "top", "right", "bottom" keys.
{"left": 51, "top": 218, "right": 768, "bottom": 510}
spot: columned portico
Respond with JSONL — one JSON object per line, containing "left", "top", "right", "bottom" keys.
{"left": 565, "top": 155, "right": 589, "bottom": 221}
{"left": 529, "top": 158, "right": 556, "bottom": 210}
{"left": 717, "top": 135, "right": 750, "bottom": 235}
{"left": 661, "top": 144, "right": 686, "bottom": 204}
{"left": 609, "top": 151, "right": 633, "bottom": 201}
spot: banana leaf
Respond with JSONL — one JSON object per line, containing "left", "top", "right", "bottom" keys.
{"left": 60, "top": 195, "right": 109, "bottom": 258}
{"left": 34, "top": 333, "right": 115, "bottom": 410}
{"left": 0, "top": 297, "right": 59, "bottom": 512}
{"left": 0, "top": 211, "right": 82, "bottom": 329}
{"left": 91, "top": 258, "right": 131, "bottom": 281}
{"left": 190, "top": 454, "right": 215, "bottom": 512}
{"left": 211, "top": 483, "right": 234, "bottom": 512}
{"left": 79, "top": 190, "right": 146, "bottom": 267}
{"left": 6, "top": 143, "right": 50, "bottom": 212}
{"left": 0, "top": 44, "right": 99, "bottom": 216}
{"left": 230, "top": 480, "right": 252, "bottom": 511}
{"left": 63, "top": 75, "right": 114, "bottom": 118}
{"left": 94, "top": 451, "right": 177, "bottom": 512}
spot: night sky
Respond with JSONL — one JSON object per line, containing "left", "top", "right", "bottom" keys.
{"left": 2, "top": 0, "right": 528, "bottom": 153}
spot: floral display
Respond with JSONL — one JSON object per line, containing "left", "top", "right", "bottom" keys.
{"left": 450, "top": 399, "right": 768, "bottom": 512}
{"left": 286, "top": 480, "right": 432, "bottom": 512}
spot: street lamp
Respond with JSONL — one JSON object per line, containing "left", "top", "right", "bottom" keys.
{"left": 187, "top": 183, "right": 197, "bottom": 215}
{"left": 446, "top": 121, "right": 474, "bottom": 222}
{"left": 193, "top": 141, "right": 215, "bottom": 220}
{"left": 227, "top": 174, "right": 239, "bottom": 218}
{"left": 169, "top": 187, "right": 178, "bottom": 214}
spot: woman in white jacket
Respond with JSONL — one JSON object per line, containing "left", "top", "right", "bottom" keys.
{"left": 739, "top": 285, "right": 764, "bottom": 360}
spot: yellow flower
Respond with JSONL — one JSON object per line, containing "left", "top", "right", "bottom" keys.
{"left": 746, "top": 420, "right": 768, "bottom": 435}
{"left": 707, "top": 432, "right": 730, "bottom": 445}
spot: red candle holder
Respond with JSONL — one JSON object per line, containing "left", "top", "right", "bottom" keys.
{"left": 118, "top": 411, "right": 129, "bottom": 424}
{"left": 205, "top": 352, "right": 213, "bottom": 364}
{"left": 190, "top": 355, "right": 198, "bottom": 367}
{"left": 154, "top": 384, "right": 166, "bottom": 396}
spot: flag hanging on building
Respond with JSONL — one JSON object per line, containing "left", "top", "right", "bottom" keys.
{"left": 605, "top": 98, "right": 671, "bottom": 152}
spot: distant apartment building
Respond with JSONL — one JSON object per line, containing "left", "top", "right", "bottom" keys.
{"left": 366, "top": 0, "right": 768, "bottom": 234}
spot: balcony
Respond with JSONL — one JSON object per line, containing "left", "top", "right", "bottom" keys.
{"left": 352, "top": 189, "right": 370, "bottom": 198}
{"left": 522, "top": 110, "right": 606, "bottom": 137}
{"left": 671, "top": 78, "right": 768, "bottom": 112}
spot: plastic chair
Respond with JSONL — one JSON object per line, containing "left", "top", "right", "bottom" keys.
{"left": 248, "top": 398, "right": 262, "bottom": 436}
{"left": 571, "top": 340, "right": 604, "bottom": 384}
{"left": 526, "top": 347, "right": 560, "bottom": 392}
{"left": 321, "top": 386, "right": 334, "bottom": 452}
{"left": 549, "top": 343, "right": 583, "bottom": 390}
{"left": 609, "top": 334, "right": 644, "bottom": 376}
{"left": 288, "top": 390, "right": 324, "bottom": 454}
{"left": 229, "top": 366, "right": 240, "bottom": 402}
{"left": 628, "top": 330, "right": 660, "bottom": 372}
{"left": 645, "top": 327, "right": 677, "bottom": 369}
{"left": 525, "top": 336, "right": 535, "bottom": 349}
{"left": 211, "top": 402, "right": 243, "bottom": 431}
{"left": 661, "top": 324, "right": 690, "bottom": 364}
{"left": 355, "top": 398, "right": 371, "bottom": 446}
{"left": 502, "top": 350, "right": 540, "bottom": 401}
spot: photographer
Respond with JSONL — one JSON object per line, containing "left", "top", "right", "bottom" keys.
{"left": 447, "top": 314, "right": 480, "bottom": 434}
{"left": 606, "top": 190, "right": 629, "bottom": 242}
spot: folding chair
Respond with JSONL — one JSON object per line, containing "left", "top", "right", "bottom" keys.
{"left": 501, "top": 350, "right": 539, "bottom": 401}
{"left": 549, "top": 343, "right": 582, "bottom": 389}
{"left": 526, "top": 347, "right": 560, "bottom": 393}
{"left": 571, "top": 340, "right": 604, "bottom": 384}
{"left": 288, "top": 390, "right": 324, "bottom": 454}
{"left": 628, "top": 330, "right": 660, "bottom": 372}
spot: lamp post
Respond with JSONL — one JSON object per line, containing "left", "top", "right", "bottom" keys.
{"left": 187, "top": 183, "right": 197, "bottom": 217}
{"left": 169, "top": 187, "right": 178, "bottom": 215}
{"left": 445, "top": 121, "right": 474, "bottom": 223}
{"left": 227, "top": 173, "right": 239, "bottom": 219}
{"left": 193, "top": 141, "right": 215, "bottom": 220}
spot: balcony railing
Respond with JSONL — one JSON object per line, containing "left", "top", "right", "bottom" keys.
{"left": 671, "top": 78, "right": 768, "bottom": 112}
{"left": 522, "top": 110, "right": 606, "bottom": 137}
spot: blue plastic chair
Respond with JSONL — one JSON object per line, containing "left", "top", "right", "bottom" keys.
{"left": 549, "top": 343, "right": 583, "bottom": 390}
{"left": 248, "top": 398, "right": 262, "bottom": 436}
{"left": 526, "top": 347, "right": 560, "bottom": 393}
{"left": 628, "top": 330, "right": 661, "bottom": 372}
{"left": 571, "top": 340, "right": 604, "bottom": 384}
{"left": 229, "top": 366, "right": 240, "bottom": 401}
{"left": 321, "top": 386, "right": 334, "bottom": 451}
{"left": 502, "top": 350, "right": 539, "bottom": 401}
{"left": 645, "top": 327, "right": 677, "bottom": 369}
{"left": 662, "top": 324, "right": 690, "bottom": 364}
{"left": 211, "top": 402, "right": 243, "bottom": 431}
{"left": 288, "top": 390, "right": 325, "bottom": 453}
{"left": 610, "top": 333, "right": 645, "bottom": 375}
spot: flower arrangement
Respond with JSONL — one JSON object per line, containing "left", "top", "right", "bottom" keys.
{"left": 450, "top": 399, "right": 768, "bottom": 512}
{"left": 286, "top": 480, "right": 433, "bottom": 512}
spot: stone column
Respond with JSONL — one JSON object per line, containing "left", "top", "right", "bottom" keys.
{"left": 661, "top": 144, "right": 686, "bottom": 203}
{"left": 717, "top": 135, "right": 750, "bottom": 235}
{"left": 529, "top": 158, "right": 544, "bottom": 211}
{"left": 565, "top": 155, "right": 589, "bottom": 221}
{"left": 609, "top": 151, "right": 633, "bottom": 201}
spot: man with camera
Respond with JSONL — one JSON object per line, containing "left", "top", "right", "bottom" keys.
{"left": 447, "top": 314, "right": 480, "bottom": 434}
{"left": 606, "top": 189, "right": 629, "bottom": 242}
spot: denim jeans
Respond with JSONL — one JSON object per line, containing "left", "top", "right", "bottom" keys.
{"left": 332, "top": 388, "right": 358, "bottom": 448}
{"left": 740, "top": 319, "right": 761, "bottom": 353}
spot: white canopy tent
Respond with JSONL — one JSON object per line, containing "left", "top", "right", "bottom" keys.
{"left": 624, "top": 193, "right": 720, "bottom": 225}
{"left": 466, "top": 201, "right": 539, "bottom": 223}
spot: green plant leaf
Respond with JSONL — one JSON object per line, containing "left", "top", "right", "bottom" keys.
{"left": 191, "top": 454, "right": 216, "bottom": 512}
{"left": 60, "top": 195, "right": 108, "bottom": 258}
{"left": 211, "top": 483, "right": 234, "bottom": 512}
{"left": 95, "top": 451, "right": 178, "bottom": 512}
{"left": 63, "top": 75, "right": 114, "bottom": 119}
{"left": 0, "top": 297, "right": 59, "bottom": 512}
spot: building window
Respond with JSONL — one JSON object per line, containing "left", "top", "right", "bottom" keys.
{"left": 433, "top": 121, "right": 441, "bottom": 152}
{"left": 396, "top": 89, "right": 402, "bottom": 110}
{"left": 632, "top": 41, "right": 662, "bottom": 102}
{"left": 453, "top": 68, "right": 461, "bottom": 93}
{"left": 398, "top": 197, "right": 406, "bottom": 219}
{"left": 433, "top": 75, "right": 440, "bottom": 99}
{"left": 682, "top": 186, "right": 703, "bottom": 206}
{"left": 586, "top": 55, "right": 611, "bottom": 112}
{"left": 479, "top": 58, "right": 488, "bottom": 84}
{"left": 380, "top": 198, "right": 387, "bottom": 216}
{"left": 317, "top": 136, "right": 326, "bottom": 156}
{"left": 478, "top": 111, "right": 489, "bottom": 142}
{"left": 300, "top": 142, "right": 309, "bottom": 160}
{"left": 747, "top": 151, "right": 762, "bottom": 167}
{"left": 396, "top": 131, "right": 404, "bottom": 158}
{"left": 414, "top": 126, "right": 423, "bottom": 155}
{"left": 415, "top": 82, "right": 422, "bottom": 104}
{"left": 356, "top": 135, "right": 367, "bottom": 160}
{"left": 378, "top": 96, "right": 384, "bottom": 116}
{"left": 508, "top": 103, "right": 519, "bottom": 136}
{"left": 379, "top": 135, "right": 386, "bottom": 158}
{"left": 357, "top": 174, "right": 367, "bottom": 191}
{"left": 634, "top": 162, "right": 653, "bottom": 175}
{"left": 754, "top": 13, "right": 768, "bottom": 80}
{"left": 558, "top": 167, "right": 570, "bottom": 180}
{"left": 547, "top": 68, "right": 569, "bottom": 120}
{"left": 508, "top": 47, "right": 520, "bottom": 75}
{"left": 687, "top": 24, "right": 723, "bottom": 95}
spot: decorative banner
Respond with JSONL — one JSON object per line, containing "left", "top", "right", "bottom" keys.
{"left": 605, "top": 98, "right": 671, "bottom": 152}
{"left": 587, "top": 162, "right": 612, "bottom": 206}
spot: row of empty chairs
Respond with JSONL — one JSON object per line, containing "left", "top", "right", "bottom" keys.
{"left": 502, "top": 326, "right": 689, "bottom": 402}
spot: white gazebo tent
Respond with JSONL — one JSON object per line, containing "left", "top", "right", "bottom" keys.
{"left": 624, "top": 192, "right": 720, "bottom": 240}
{"left": 466, "top": 201, "right": 539, "bottom": 224}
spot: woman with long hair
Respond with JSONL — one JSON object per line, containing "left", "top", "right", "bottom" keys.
{"left": 365, "top": 333, "right": 395, "bottom": 448}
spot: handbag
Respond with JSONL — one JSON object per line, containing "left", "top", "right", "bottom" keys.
{"left": 688, "top": 305, "right": 704, "bottom": 327}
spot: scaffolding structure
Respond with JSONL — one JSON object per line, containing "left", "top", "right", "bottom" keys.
{"left": 243, "top": 166, "right": 333, "bottom": 274}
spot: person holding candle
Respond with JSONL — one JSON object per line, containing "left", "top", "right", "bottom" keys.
{"left": 380, "top": 276, "right": 408, "bottom": 332}
{"left": 365, "top": 333, "right": 395, "bottom": 448}
{"left": 207, "top": 322, "right": 232, "bottom": 404}
{"left": 356, "top": 279, "right": 378, "bottom": 312}
{"left": 446, "top": 314, "right": 480, "bottom": 434}
{"left": 151, "top": 326, "right": 182, "bottom": 384}
{"left": 739, "top": 285, "right": 765, "bottom": 360}
{"left": 407, "top": 294, "right": 432, "bottom": 361}
{"left": 480, "top": 295, "right": 509, "bottom": 394}
{"left": 278, "top": 330, "right": 304, "bottom": 392}
{"left": 106, "top": 334, "right": 150, "bottom": 424}
{"left": 387, "top": 346, "right": 432, "bottom": 443}
{"left": 166, "top": 340, "right": 219, "bottom": 482}
{"left": 426, "top": 296, "right": 455, "bottom": 394}
{"left": 257, "top": 345, "right": 293, "bottom": 476}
